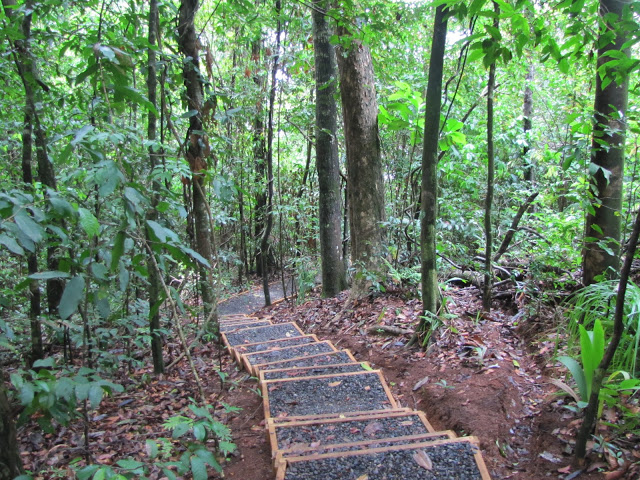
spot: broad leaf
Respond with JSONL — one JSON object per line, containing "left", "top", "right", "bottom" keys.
{"left": 58, "top": 276, "right": 85, "bottom": 319}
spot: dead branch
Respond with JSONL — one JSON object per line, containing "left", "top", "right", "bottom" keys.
{"left": 367, "top": 325, "right": 412, "bottom": 336}
{"left": 494, "top": 192, "right": 539, "bottom": 262}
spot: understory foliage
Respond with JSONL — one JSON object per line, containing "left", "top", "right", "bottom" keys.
{"left": 0, "top": 0, "right": 639, "bottom": 476}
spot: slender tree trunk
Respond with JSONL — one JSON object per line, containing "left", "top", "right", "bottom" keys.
{"left": 583, "top": 0, "right": 630, "bottom": 285}
{"left": 260, "top": 0, "right": 282, "bottom": 306}
{"left": 0, "top": 366, "right": 23, "bottom": 480}
{"left": 146, "top": 0, "right": 164, "bottom": 373}
{"left": 312, "top": 0, "right": 346, "bottom": 297}
{"left": 337, "top": 25, "right": 387, "bottom": 297}
{"left": 177, "top": 0, "right": 215, "bottom": 313}
{"left": 523, "top": 63, "right": 534, "bottom": 182}
{"left": 420, "top": 5, "right": 448, "bottom": 321}
{"left": 252, "top": 38, "right": 267, "bottom": 276}
{"left": 576, "top": 206, "right": 640, "bottom": 463}
{"left": 482, "top": 2, "right": 499, "bottom": 311}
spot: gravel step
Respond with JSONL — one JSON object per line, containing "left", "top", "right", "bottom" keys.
{"left": 220, "top": 320, "right": 272, "bottom": 333}
{"left": 274, "top": 437, "right": 491, "bottom": 480}
{"left": 267, "top": 408, "right": 412, "bottom": 426}
{"left": 267, "top": 409, "right": 437, "bottom": 453}
{"left": 243, "top": 341, "right": 337, "bottom": 375}
{"left": 255, "top": 349, "right": 357, "bottom": 372}
{"left": 230, "top": 335, "right": 319, "bottom": 364}
{"left": 222, "top": 322, "right": 305, "bottom": 348}
{"left": 262, "top": 371, "right": 397, "bottom": 421}
{"left": 259, "top": 362, "right": 367, "bottom": 382}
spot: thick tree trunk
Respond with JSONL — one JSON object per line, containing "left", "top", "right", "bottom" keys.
{"left": 0, "top": 366, "right": 23, "bottom": 480}
{"left": 178, "top": 0, "right": 215, "bottom": 313}
{"left": 483, "top": 2, "right": 499, "bottom": 311}
{"left": 337, "top": 26, "right": 387, "bottom": 297}
{"left": 312, "top": 1, "right": 346, "bottom": 297}
{"left": 583, "top": 0, "right": 630, "bottom": 285}
{"left": 420, "top": 5, "right": 448, "bottom": 320}
{"left": 146, "top": 0, "right": 164, "bottom": 373}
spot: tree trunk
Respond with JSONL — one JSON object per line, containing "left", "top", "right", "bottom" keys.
{"left": 482, "top": 2, "right": 499, "bottom": 312}
{"left": 146, "top": 0, "right": 164, "bottom": 374}
{"left": 337, "top": 25, "right": 387, "bottom": 297}
{"left": 0, "top": 366, "right": 23, "bottom": 480}
{"left": 312, "top": 0, "right": 346, "bottom": 297}
{"left": 177, "top": 0, "right": 215, "bottom": 314}
{"left": 523, "top": 63, "right": 534, "bottom": 182}
{"left": 252, "top": 38, "right": 267, "bottom": 277}
{"left": 583, "top": 0, "right": 630, "bottom": 285}
{"left": 420, "top": 5, "right": 448, "bottom": 320}
{"left": 260, "top": 0, "right": 281, "bottom": 306}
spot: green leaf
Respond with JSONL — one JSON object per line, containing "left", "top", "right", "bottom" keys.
{"left": 19, "top": 382, "right": 35, "bottom": 405}
{"left": 193, "top": 423, "right": 207, "bottom": 441}
{"left": 361, "top": 362, "right": 373, "bottom": 371}
{"left": 116, "top": 459, "right": 145, "bottom": 470}
{"left": 28, "top": 271, "right": 70, "bottom": 280}
{"left": 58, "top": 276, "right": 85, "bottom": 319}
{"left": 558, "top": 355, "right": 588, "bottom": 401}
{"left": 0, "top": 233, "right": 24, "bottom": 255}
{"left": 78, "top": 208, "right": 100, "bottom": 239}
{"left": 195, "top": 448, "right": 222, "bottom": 472}
{"left": 113, "top": 85, "right": 159, "bottom": 116}
{"left": 162, "top": 467, "right": 178, "bottom": 480}
{"left": 48, "top": 196, "right": 74, "bottom": 216}
{"left": 76, "top": 465, "right": 100, "bottom": 480}
{"left": 145, "top": 439, "right": 159, "bottom": 459}
{"left": 111, "top": 231, "right": 126, "bottom": 272}
{"left": 190, "top": 455, "right": 208, "bottom": 480}
{"left": 14, "top": 212, "right": 44, "bottom": 243}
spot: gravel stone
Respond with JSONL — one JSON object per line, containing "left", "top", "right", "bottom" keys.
{"left": 224, "top": 323, "right": 302, "bottom": 347}
{"left": 234, "top": 336, "right": 316, "bottom": 356}
{"left": 275, "top": 412, "right": 434, "bottom": 450}
{"left": 245, "top": 341, "right": 335, "bottom": 367}
{"left": 283, "top": 441, "right": 483, "bottom": 480}
{"left": 266, "top": 372, "right": 394, "bottom": 418}
{"left": 260, "top": 351, "right": 354, "bottom": 371}
{"left": 263, "top": 363, "right": 365, "bottom": 381}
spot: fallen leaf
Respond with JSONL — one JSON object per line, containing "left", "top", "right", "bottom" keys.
{"left": 356, "top": 475, "right": 369, "bottom": 480}
{"left": 328, "top": 381, "right": 342, "bottom": 387}
{"left": 412, "top": 450, "right": 433, "bottom": 470}
{"left": 363, "top": 422, "right": 383, "bottom": 436}
{"left": 413, "top": 376, "right": 430, "bottom": 391}
{"left": 557, "top": 465, "right": 572, "bottom": 474}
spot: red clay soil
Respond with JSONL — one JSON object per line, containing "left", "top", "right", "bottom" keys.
{"left": 222, "top": 286, "right": 639, "bottom": 480}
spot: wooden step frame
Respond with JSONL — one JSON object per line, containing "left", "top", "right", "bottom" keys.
{"left": 266, "top": 408, "right": 437, "bottom": 453}
{"left": 242, "top": 340, "right": 338, "bottom": 376}
{"left": 252, "top": 349, "right": 358, "bottom": 373}
{"left": 228, "top": 334, "right": 320, "bottom": 364}
{"left": 259, "top": 361, "right": 369, "bottom": 383}
{"left": 221, "top": 322, "right": 305, "bottom": 349}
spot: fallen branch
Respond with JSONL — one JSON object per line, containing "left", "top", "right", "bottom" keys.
{"left": 367, "top": 325, "right": 412, "bottom": 336}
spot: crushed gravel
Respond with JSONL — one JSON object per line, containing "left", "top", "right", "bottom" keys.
{"left": 263, "top": 363, "right": 364, "bottom": 381}
{"left": 234, "top": 336, "right": 316, "bottom": 356}
{"left": 265, "top": 372, "right": 394, "bottom": 418}
{"left": 224, "top": 323, "right": 302, "bottom": 347}
{"left": 244, "top": 341, "right": 335, "bottom": 367}
{"left": 220, "top": 320, "right": 271, "bottom": 332}
{"left": 283, "top": 441, "right": 483, "bottom": 480}
{"left": 259, "top": 351, "right": 354, "bottom": 371}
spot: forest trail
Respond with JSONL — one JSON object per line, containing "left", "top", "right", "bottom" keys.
{"left": 217, "top": 277, "right": 296, "bottom": 317}
{"left": 219, "top": 312, "right": 492, "bottom": 479}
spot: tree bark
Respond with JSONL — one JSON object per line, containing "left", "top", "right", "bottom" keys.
{"left": 583, "top": 0, "right": 630, "bottom": 285}
{"left": 313, "top": 0, "right": 346, "bottom": 297}
{"left": 420, "top": 5, "right": 448, "bottom": 320}
{"left": 252, "top": 38, "right": 267, "bottom": 277}
{"left": 0, "top": 366, "right": 23, "bottom": 480}
{"left": 146, "top": 0, "right": 164, "bottom": 373}
{"left": 337, "top": 25, "right": 387, "bottom": 297}
{"left": 482, "top": 2, "right": 499, "bottom": 312}
{"left": 177, "top": 0, "right": 215, "bottom": 314}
